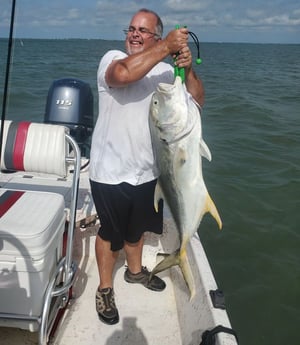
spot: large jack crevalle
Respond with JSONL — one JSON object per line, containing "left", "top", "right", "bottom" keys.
{"left": 149, "top": 76, "right": 222, "bottom": 299}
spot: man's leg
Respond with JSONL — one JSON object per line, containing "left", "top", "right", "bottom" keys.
{"left": 123, "top": 234, "right": 166, "bottom": 292}
{"left": 95, "top": 234, "right": 119, "bottom": 289}
{"left": 95, "top": 234, "right": 120, "bottom": 325}
{"left": 124, "top": 234, "right": 144, "bottom": 274}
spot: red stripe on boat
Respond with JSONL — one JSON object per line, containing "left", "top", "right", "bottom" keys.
{"left": 0, "top": 191, "right": 25, "bottom": 217}
{"left": 13, "top": 121, "right": 31, "bottom": 171}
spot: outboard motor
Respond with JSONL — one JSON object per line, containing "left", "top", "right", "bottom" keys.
{"left": 44, "top": 78, "right": 94, "bottom": 157}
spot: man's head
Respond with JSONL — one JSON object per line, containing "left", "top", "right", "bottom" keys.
{"left": 125, "top": 9, "right": 163, "bottom": 55}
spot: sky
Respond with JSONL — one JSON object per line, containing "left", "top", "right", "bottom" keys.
{"left": 1, "top": 0, "right": 300, "bottom": 44}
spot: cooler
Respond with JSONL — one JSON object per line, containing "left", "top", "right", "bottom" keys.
{"left": 0, "top": 188, "right": 66, "bottom": 331}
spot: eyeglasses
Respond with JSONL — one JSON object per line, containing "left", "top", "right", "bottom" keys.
{"left": 123, "top": 26, "right": 161, "bottom": 39}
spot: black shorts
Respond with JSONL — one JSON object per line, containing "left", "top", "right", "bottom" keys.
{"left": 90, "top": 179, "right": 163, "bottom": 251}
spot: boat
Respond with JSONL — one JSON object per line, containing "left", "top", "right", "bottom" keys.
{"left": 0, "top": 3, "right": 238, "bottom": 344}
{"left": 0, "top": 76, "right": 238, "bottom": 345}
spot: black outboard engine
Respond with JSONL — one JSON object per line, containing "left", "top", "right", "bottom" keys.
{"left": 44, "top": 78, "right": 94, "bottom": 156}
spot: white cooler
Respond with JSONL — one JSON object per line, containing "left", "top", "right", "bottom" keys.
{"left": 0, "top": 188, "right": 66, "bottom": 331}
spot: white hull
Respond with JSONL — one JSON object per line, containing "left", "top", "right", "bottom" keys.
{"left": 0, "top": 160, "right": 237, "bottom": 345}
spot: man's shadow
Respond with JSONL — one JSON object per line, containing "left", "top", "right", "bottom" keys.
{"left": 105, "top": 317, "right": 148, "bottom": 345}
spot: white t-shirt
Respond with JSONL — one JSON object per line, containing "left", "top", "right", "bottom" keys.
{"left": 89, "top": 50, "right": 174, "bottom": 185}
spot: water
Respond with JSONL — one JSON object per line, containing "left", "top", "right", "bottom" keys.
{"left": 199, "top": 43, "right": 300, "bottom": 345}
{"left": 1, "top": 39, "right": 300, "bottom": 345}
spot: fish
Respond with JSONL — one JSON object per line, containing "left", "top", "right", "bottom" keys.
{"left": 149, "top": 76, "right": 222, "bottom": 300}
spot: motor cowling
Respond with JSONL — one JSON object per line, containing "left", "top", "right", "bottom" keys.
{"left": 44, "top": 78, "right": 94, "bottom": 156}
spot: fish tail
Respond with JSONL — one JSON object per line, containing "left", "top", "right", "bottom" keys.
{"left": 150, "top": 247, "right": 196, "bottom": 300}
{"left": 206, "top": 194, "right": 223, "bottom": 229}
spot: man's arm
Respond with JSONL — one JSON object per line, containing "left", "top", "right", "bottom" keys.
{"left": 185, "top": 68, "right": 205, "bottom": 107}
{"left": 105, "top": 28, "right": 189, "bottom": 87}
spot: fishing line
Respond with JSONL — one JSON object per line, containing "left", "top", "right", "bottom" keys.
{"left": 0, "top": 0, "right": 16, "bottom": 163}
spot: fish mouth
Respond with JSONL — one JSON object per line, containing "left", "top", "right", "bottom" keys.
{"left": 157, "top": 82, "right": 176, "bottom": 93}
{"left": 157, "top": 76, "right": 182, "bottom": 94}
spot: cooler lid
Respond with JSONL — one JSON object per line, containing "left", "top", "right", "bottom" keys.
{"left": 0, "top": 189, "right": 65, "bottom": 257}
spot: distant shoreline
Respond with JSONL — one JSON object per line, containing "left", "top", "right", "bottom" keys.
{"left": 0, "top": 38, "right": 299, "bottom": 46}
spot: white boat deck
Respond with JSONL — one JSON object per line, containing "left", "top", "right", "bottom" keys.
{"left": 52, "top": 226, "right": 182, "bottom": 345}
{"left": 0, "top": 166, "right": 238, "bottom": 345}
{"left": 1, "top": 222, "right": 181, "bottom": 345}
{"left": 1, "top": 222, "right": 237, "bottom": 345}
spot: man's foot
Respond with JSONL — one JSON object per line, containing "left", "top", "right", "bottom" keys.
{"left": 124, "top": 266, "right": 166, "bottom": 291}
{"left": 95, "top": 287, "right": 119, "bottom": 325}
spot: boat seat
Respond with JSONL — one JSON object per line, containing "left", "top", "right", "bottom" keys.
{"left": 0, "top": 120, "right": 81, "bottom": 345}
{"left": 1, "top": 121, "right": 67, "bottom": 176}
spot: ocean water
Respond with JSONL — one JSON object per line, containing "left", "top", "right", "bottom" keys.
{"left": 1, "top": 39, "right": 300, "bottom": 345}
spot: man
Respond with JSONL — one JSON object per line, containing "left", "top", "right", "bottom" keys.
{"left": 89, "top": 8, "right": 204, "bottom": 325}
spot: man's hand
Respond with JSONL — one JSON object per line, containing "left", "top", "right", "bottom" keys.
{"left": 173, "top": 46, "right": 193, "bottom": 70}
{"left": 164, "top": 28, "right": 189, "bottom": 55}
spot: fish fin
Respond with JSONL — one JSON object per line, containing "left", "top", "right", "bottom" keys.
{"left": 150, "top": 247, "right": 196, "bottom": 300}
{"left": 154, "top": 182, "right": 164, "bottom": 212}
{"left": 200, "top": 139, "right": 212, "bottom": 161}
{"left": 150, "top": 250, "right": 180, "bottom": 277}
{"left": 205, "top": 194, "right": 223, "bottom": 229}
{"left": 179, "top": 248, "right": 196, "bottom": 300}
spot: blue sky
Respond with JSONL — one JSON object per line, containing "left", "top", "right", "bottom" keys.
{"left": 1, "top": 0, "right": 300, "bottom": 43}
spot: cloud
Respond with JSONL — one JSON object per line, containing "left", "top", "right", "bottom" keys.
{"left": 164, "top": 0, "right": 210, "bottom": 12}
{"left": 0, "top": 0, "right": 299, "bottom": 42}
{"left": 235, "top": 7, "right": 300, "bottom": 28}
{"left": 68, "top": 8, "right": 80, "bottom": 20}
